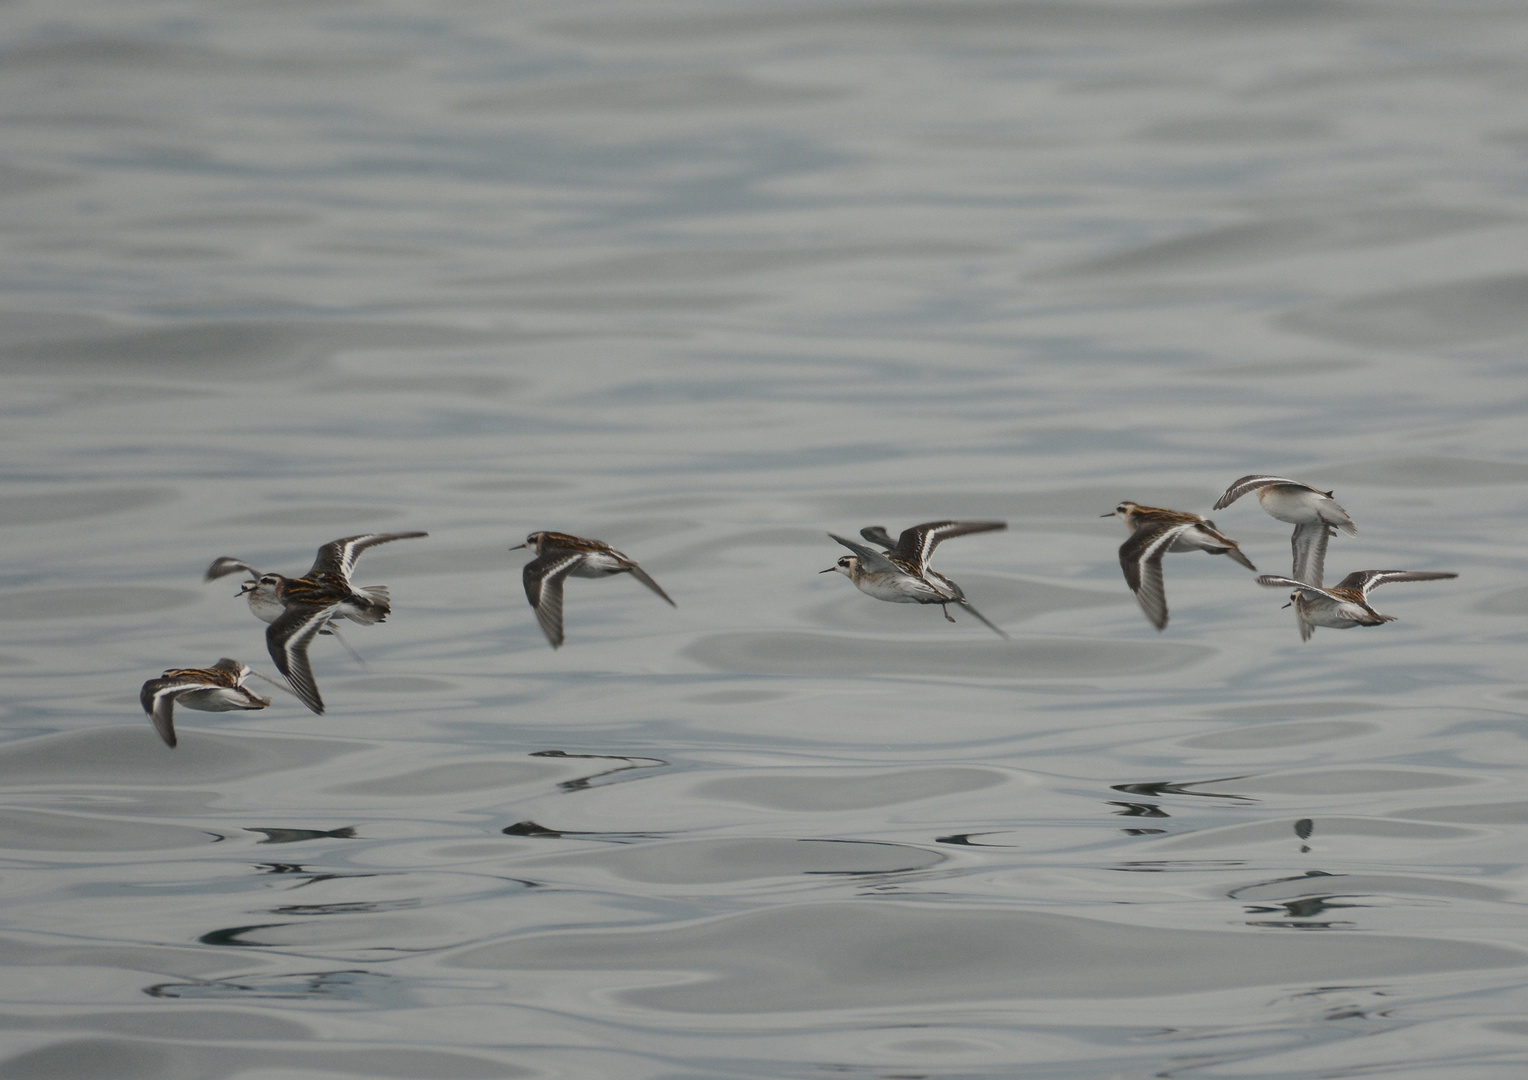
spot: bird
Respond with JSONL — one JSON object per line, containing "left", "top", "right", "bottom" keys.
{"left": 204, "top": 532, "right": 428, "bottom": 713}
{"left": 513, "top": 531, "right": 675, "bottom": 649}
{"left": 1213, "top": 476, "right": 1356, "bottom": 586}
{"left": 140, "top": 658, "right": 272, "bottom": 748}
{"left": 1255, "top": 570, "right": 1457, "bottom": 641}
{"left": 1107, "top": 502, "right": 1256, "bottom": 630}
{"left": 823, "top": 520, "right": 1008, "bottom": 637}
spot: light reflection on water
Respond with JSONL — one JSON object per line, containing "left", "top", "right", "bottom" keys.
{"left": 3, "top": 0, "right": 1528, "bottom": 1076}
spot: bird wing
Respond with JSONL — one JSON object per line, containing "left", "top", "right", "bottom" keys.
{"left": 266, "top": 603, "right": 336, "bottom": 714}
{"left": 1290, "top": 522, "right": 1333, "bottom": 586}
{"left": 892, "top": 520, "right": 1007, "bottom": 571}
{"left": 829, "top": 533, "right": 902, "bottom": 574}
{"left": 1119, "top": 522, "right": 1193, "bottom": 630}
{"left": 859, "top": 525, "right": 897, "bottom": 550}
{"left": 1212, "top": 475, "right": 1308, "bottom": 511}
{"left": 1255, "top": 574, "right": 1331, "bottom": 597}
{"left": 205, "top": 557, "right": 261, "bottom": 582}
{"left": 624, "top": 563, "right": 676, "bottom": 607}
{"left": 140, "top": 676, "right": 215, "bottom": 747}
{"left": 309, "top": 531, "right": 429, "bottom": 580}
{"left": 956, "top": 597, "right": 1009, "bottom": 640}
{"left": 523, "top": 549, "right": 586, "bottom": 648}
{"left": 1336, "top": 570, "right": 1458, "bottom": 598}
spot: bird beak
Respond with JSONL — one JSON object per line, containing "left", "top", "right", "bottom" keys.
{"left": 509, "top": 543, "right": 527, "bottom": 551}
{"left": 819, "top": 567, "right": 837, "bottom": 574}
{"left": 1099, "top": 512, "right": 1114, "bottom": 518}
{"left": 1281, "top": 601, "right": 1293, "bottom": 609}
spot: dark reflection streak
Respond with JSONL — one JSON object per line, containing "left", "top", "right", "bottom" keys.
{"left": 145, "top": 969, "right": 376, "bottom": 1000}
{"left": 256, "top": 863, "right": 307, "bottom": 874}
{"left": 1244, "top": 895, "right": 1367, "bottom": 919}
{"left": 530, "top": 749, "right": 670, "bottom": 792}
{"left": 204, "top": 832, "right": 226, "bottom": 842}
{"left": 1112, "top": 778, "right": 1255, "bottom": 803}
{"left": 271, "top": 899, "right": 420, "bottom": 915}
{"left": 1246, "top": 920, "right": 1354, "bottom": 930}
{"left": 285, "top": 872, "right": 382, "bottom": 890}
{"left": 1110, "top": 801, "right": 1169, "bottom": 818}
{"left": 1123, "top": 827, "right": 1168, "bottom": 835}
{"left": 934, "top": 832, "right": 1014, "bottom": 847}
{"left": 1227, "top": 870, "right": 1336, "bottom": 898}
{"left": 501, "top": 819, "right": 656, "bottom": 843}
{"left": 248, "top": 826, "right": 357, "bottom": 844}
{"left": 197, "top": 923, "right": 291, "bottom": 947}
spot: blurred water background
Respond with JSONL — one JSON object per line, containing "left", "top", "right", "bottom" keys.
{"left": 4, "top": 0, "right": 1528, "bottom": 1076}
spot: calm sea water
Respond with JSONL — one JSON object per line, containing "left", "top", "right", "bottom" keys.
{"left": 4, "top": 1, "right": 1528, "bottom": 1077}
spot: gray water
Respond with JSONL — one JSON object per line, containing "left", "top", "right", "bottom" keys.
{"left": 4, "top": 1, "right": 1528, "bottom": 1076}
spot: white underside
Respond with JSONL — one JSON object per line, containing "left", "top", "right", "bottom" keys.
{"left": 851, "top": 569, "right": 951, "bottom": 603}
{"left": 1258, "top": 486, "right": 1348, "bottom": 528}
{"left": 1296, "top": 596, "right": 1373, "bottom": 629}
{"left": 176, "top": 687, "right": 268, "bottom": 712}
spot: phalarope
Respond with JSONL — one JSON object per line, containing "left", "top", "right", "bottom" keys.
{"left": 1108, "top": 501, "right": 1256, "bottom": 630}
{"left": 205, "top": 531, "right": 428, "bottom": 713}
{"left": 513, "top": 531, "right": 675, "bottom": 649}
{"left": 140, "top": 658, "right": 272, "bottom": 748}
{"left": 823, "top": 520, "right": 1008, "bottom": 638}
{"left": 1213, "top": 475, "right": 1355, "bottom": 586}
{"left": 1256, "top": 569, "right": 1456, "bottom": 640}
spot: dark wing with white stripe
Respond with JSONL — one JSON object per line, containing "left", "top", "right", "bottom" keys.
{"left": 1290, "top": 522, "right": 1334, "bottom": 587}
{"left": 1213, "top": 475, "right": 1308, "bottom": 511}
{"left": 266, "top": 604, "right": 336, "bottom": 714}
{"left": 1336, "top": 570, "right": 1458, "bottom": 598}
{"left": 1119, "top": 521, "right": 1195, "bottom": 630}
{"left": 205, "top": 557, "right": 261, "bottom": 582}
{"left": 829, "top": 533, "right": 902, "bottom": 574}
{"left": 859, "top": 526, "right": 897, "bottom": 550}
{"left": 892, "top": 520, "right": 1007, "bottom": 572}
{"left": 524, "top": 548, "right": 586, "bottom": 648}
{"left": 1255, "top": 574, "right": 1330, "bottom": 596}
{"left": 309, "top": 532, "right": 429, "bottom": 581}
{"left": 140, "top": 675, "right": 213, "bottom": 747}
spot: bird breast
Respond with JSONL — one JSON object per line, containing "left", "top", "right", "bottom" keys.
{"left": 1256, "top": 485, "right": 1329, "bottom": 525}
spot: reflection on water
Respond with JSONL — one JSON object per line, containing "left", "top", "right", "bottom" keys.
{"left": 4, "top": 0, "right": 1528, "bottom": 1076}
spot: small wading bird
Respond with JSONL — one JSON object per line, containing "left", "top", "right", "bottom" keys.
{"left": 1256, "top": 570, "right": 1457, "bottom": 641}
{"left": 205, "top": 531, "right": 428, "bottom": 713}
{"left": 823, "top": 520, "right": 1008, "bottom": 638}
{"left": 1213, "top": 475, "right": 1356, "bottom": 586}
{"left": 140, "top": 658, "right": 273, "bottom": 748}
{"left": 1108, "top": 502, "right": 1256, "bottom": 631}
{"left": 514, "top": 531, "right": 675, "bottom": 649}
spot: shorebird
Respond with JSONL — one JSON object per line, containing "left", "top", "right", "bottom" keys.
{"left": 514, "top": 531, "right": 675, "bottom": 649}
{"left": 205, "top": 531, "right": 428, "bottom": 713}
{"left": 1256, "top": 570, "right": 1457, "bottom": 641}
{"left": 1213, "top": 475, "right": 1355, "bottom": 586}
{"left": 1108, "top": 501, "right": 1256, "bottom": 630}
{"left": 140, "top": 658, "right": 272, "bottom": 748}
{"left": 823, "top": 520, "right": 1008, "bottom": 637}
